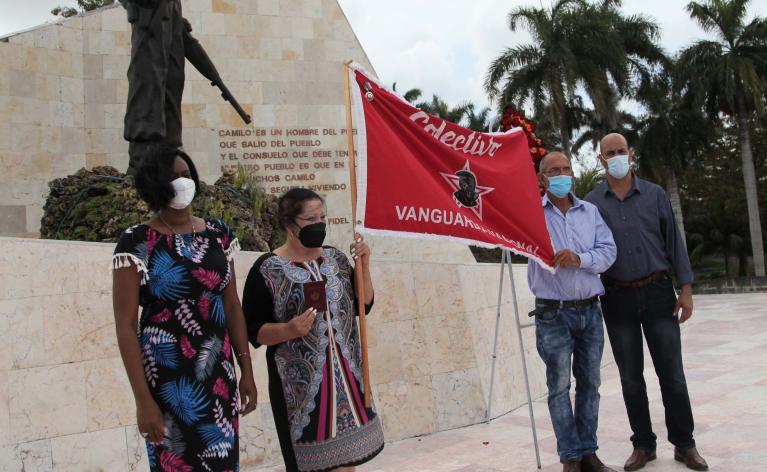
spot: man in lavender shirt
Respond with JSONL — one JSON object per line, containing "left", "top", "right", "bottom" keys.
{"left": 528, "top": 152, "right": 617, "bottom": 472}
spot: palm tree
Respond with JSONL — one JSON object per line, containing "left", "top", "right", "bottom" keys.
{"left": 570, "top": 101, "right": 639, "bottom": 156}
{"left": 634, "top": 69, "right": 714, "bottom": 244}
{"left": 392, "top": 83, "right": 423, "bottom": 104}
{"left": 687, "top": 201, "right": 750, "bottom": 277}
{"left": 485, "top": 0, "right": 584, "bottom": 159}
{"left": 677, "top": 0, "right": 767, "bottom": 276}
{"left": 393, "top": 83, "right": 485, "bottom": 129}
{"left": 414, "top": 94, "right": 471, "bottom": 124}
{"left": 573, "top": 163, "right": 605, "bottom": 198}
{"left": 569, "top": 0, "right": 667, "bottom": 129}
{"left": 464, "top": 104, "right": 496, "bottom": 132}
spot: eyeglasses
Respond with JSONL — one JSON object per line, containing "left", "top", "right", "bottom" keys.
{"left": 542, "top": 166, "right": 573, "bottom": 176}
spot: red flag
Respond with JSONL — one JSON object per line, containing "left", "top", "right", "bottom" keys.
{"left": 349, "top": 64, "right": 555, "bottom": 270}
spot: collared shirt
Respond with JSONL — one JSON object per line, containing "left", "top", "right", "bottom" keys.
{"left": 585, "top": 175, "right": 693, "bottom": 285}
{"left": 527, "top": 193, "right": 617, "bottom": 301}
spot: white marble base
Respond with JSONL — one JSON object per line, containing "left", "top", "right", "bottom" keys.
{"left": 0, "top": 236, "right": 545, "bottom": 470}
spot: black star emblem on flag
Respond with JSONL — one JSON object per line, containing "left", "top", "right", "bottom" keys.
{"left": 440, "top": 160, "right": 495, "bottom": 220}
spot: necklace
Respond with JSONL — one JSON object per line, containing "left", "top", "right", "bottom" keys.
{"left": 158, "top": 212, "right": 197, "bottom": 248}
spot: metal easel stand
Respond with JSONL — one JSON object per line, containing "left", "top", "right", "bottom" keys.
{"left": 485, "top": 249, "right": 541, "bottom": 469}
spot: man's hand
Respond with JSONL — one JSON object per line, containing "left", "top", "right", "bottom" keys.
{"left": 675, "top": 284, "right": 694, "bottom": 323}
{"left": 554, "top": 250, "right": 580, "bottom": 269}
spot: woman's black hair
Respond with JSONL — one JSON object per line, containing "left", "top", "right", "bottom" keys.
{"left": 277, "top": 188, "right": 324, "bottom": 230}
{"left": 134, "top": 143, "right": 200, "bottom": 212}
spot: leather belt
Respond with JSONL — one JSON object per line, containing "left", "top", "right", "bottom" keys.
{"left": 603, "top": 271, "right": 666, "bottom": 289}
{"left": 534, "top": 295, "right": 599, "bottom": 310}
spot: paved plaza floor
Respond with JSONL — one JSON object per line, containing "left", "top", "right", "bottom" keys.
{"left": 253, "top": 293, "right": 767, "bottom": 472}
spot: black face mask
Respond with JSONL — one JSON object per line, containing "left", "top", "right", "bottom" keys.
{"left": 295, "top": 222, "right": 326, "bottom": 248}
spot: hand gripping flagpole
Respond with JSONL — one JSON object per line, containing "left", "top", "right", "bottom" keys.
{"left": 343, "top": 61, "right": 372, "bottom": 408}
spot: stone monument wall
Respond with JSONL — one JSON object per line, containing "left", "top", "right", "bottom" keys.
{"left": 0, "top": 0, "right": 473, "bottom": 261}
{"left": 0, "top": 0, "right": 371, "bottom": 236}
{"left": 0, "top": 236, "right": 547, "bottom": 470}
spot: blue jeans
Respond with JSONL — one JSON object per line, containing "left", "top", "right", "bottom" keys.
{"left": 535, "top": 301, "right": 605, "bottom": 463}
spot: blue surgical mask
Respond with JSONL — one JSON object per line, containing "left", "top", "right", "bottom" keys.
{"left": 547, "top": 175, "right": 572, "bottom": 198}
{"left": 607, "top": 154, "right": 631, "bottom": 179}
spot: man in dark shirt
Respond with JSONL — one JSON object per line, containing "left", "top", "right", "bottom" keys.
{"left": 585, "top": 133, "right": 708, "bottom": 471}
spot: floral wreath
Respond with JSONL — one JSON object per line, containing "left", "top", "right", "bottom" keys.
{"left": 499, "top": 105, "right": 547, "bottom": 172}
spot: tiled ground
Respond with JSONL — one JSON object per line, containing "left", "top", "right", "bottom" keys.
{"left": 252, "top": 293, "right": 767, "bottom": 471}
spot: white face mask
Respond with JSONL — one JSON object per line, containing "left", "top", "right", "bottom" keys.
{"left": 606, "top": 154, "right": 631, "bottom": 179}
{"left": 168, "top": 177, "right": 196, "bottom": 210}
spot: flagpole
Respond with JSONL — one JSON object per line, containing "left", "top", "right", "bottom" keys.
{"left": 343, "top": 60, "right": 372, "bottom": 408}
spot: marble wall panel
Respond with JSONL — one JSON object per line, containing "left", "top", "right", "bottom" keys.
{"left": 50, "top": 427, "right": 128, "bottom": 471}
{"left": 8, "top": 363, "right": 87, "bottom": 443}
{"left": 0, "top": 237, "right": 546, "bottom": 470}
{"left": 125, "top": 426, "right": 150, "bottom": 472}
{"left": 374, "top": 377, "right": 436, "bottom": 441}
{"left": 84, "top": 357, "right": 135, "bottom": 431}
{"left": 432, "top": 367, "right": 486, "bottom": 431}
{"left": 0, "top": 439, "right": 53, "bottom": 472}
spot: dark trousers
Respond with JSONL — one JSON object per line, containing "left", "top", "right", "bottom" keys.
{"left": 600, "top": 277, "right": 695, "bottom": 451}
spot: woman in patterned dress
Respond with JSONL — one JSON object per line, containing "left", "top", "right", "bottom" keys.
{"left": 242, "top": 188, "right": 384, "bottom": 472}
{"left": 112, "top": 145, "right": 257, "bottom": 471}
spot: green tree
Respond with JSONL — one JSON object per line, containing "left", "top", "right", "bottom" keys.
{"left": 683, "top": 116, "right": 766, "bottom": 277}
{"left": 392, "top": 83, "right": 423, "bottom": 104}
{"left": 633, "top": 67, "right": 714, "bottom": 243}
{"left": 677, "top": 0, "right": 767, "bottom": 275}
{"left": 485, "top": 0, "right": 584, "bottom": 159}
{"left": 573, "top": 163, "right": 605, "bottom": 198}
{"left": 52, "top": 0, "right": 114, "bottom": 18}
{"left": 485, "top": 0, "right": 665, "bottom": 160}
{"left": 464, "top": 104, "right": 496, "bottom": 132}
{"left": 570, "top": 99, "right": 639, "bottom": 156}
{"left": 569, "top": 0, "right": 667, "bottom": 129}
{"left": 392, "top": 83, "right": 492, "bottom": 130}
{"left": 414, "top": 94, "right": 471, "bottom": 124}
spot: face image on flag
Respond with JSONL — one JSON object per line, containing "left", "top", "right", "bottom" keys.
{"left": 347, "top": 63, "right": 555, "bottom": 270}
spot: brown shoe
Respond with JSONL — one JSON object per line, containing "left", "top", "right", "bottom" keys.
{"left": 623, "top": 448, "right": 656, "bottom": 471}
{"left": 563, "top": 459, "right": 582, "bottom": 472}
{"left": 674, "top": 447, "right": 709, "bottom": 471}
{"left": 582, "top": 453, "right": 617, "bottom": 472}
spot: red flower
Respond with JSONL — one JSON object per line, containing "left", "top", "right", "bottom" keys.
{"left": 500, "top": 105, "right": 547, "bottom": 166}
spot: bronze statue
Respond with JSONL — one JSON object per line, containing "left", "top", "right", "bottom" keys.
{"left": 121, "top": 0, "right": 251, "bottom": 174}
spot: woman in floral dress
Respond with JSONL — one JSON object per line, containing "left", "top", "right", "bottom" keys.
{"left": 242, "top": 188, "right": 384, "bottom": 472}
{"left": 112, "top": 144, "right": 257, "bottom": 471}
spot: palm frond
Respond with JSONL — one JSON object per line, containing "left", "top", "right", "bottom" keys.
{"left": 485, "top": 44, "right": 543, "bottom": 96}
